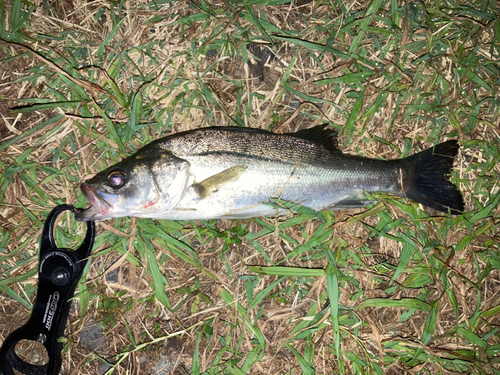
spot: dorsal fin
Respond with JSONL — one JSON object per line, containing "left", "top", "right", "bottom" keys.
{"left": 290, "top": 124, "right": 340, "bottom": 152}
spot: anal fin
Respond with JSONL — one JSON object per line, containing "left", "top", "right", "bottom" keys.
{"left": 332, "top": 189, "right": 375, "bottom": 209}
{"left": 333, "top": 199, "right": 377, "bottom": 209}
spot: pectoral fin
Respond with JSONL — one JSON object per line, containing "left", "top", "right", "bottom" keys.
{"left": 194, "top": 165, "right": 248, "bottom": 199}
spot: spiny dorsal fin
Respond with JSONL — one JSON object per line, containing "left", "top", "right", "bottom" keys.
{"left": 194, "top": 165, "right": 248, "bottom": 199}
{"left": 290, "top": 124, "right": 340, "bottom": 152}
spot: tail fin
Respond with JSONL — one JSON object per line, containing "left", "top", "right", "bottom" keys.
{"left": 403, "top": 140, "right": 464, "bottom": 215}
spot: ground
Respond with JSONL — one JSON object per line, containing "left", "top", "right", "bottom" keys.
{"left": 0, "top": 0, "right": 500, "bottom": 374}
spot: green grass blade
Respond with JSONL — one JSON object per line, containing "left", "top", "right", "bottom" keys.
{"left": 142, "top": 242, "right": 172, "bottom": 310}
{"left": 250, "top": 276, "right": 284, "bottom": 309}
{"left": 287, "top": 344, "right": 315, "bottom": 375}
{"left": 458, "top": 327, "right": 488, "bottom": 351}
{"left": 248, "top": 266, "right": 325, "bottom": 277}
{"left": 326, "top": 252, "right": 345, "bottom": 374}
{"left": 356, "top": 298, "right": 432, "bottom": 312}
{"left": 96, "top": 18, "right": 125, "bottom": 57}
{"left": 93, "top": 103, "right": 126, "bottom": 154}
{"left": 421, "top": 304, "right": 437, "bottom": 345}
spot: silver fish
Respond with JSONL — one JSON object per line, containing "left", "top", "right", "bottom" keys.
{"left": 75, "top": 125, "right": 464, "bottom": 222}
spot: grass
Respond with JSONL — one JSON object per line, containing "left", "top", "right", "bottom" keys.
{"left": 0, "top": 0, "right": 499, "bottom": 373}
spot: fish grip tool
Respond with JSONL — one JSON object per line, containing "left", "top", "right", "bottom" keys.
{"left": 0, "top": 205, "right": 95, "bottom": 375}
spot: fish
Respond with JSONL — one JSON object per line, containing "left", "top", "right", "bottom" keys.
{"left": 75, "top": 125, "right": 464, "bottom": 222}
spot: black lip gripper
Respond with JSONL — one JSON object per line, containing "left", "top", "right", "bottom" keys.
{"left": 0, "top": 205, "right": 95, "bottom": 375}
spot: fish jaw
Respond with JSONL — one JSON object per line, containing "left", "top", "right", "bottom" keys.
{"left": 76, "top": 183, "right": 115, "bottom": 221}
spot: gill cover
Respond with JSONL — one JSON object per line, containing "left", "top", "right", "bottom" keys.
{"left": 76, "top": 150, "right": 191, "bottom": 221}
{"left": 135, "top": 152, "right": 191, "bottom": 216}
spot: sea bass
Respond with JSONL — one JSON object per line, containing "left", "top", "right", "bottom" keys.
{"left": 75, "top": 126, "right": 464, "bottom": 222}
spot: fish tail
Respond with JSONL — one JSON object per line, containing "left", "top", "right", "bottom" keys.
{"left": 402, "top": 140, "right": 464, "bottom": 214}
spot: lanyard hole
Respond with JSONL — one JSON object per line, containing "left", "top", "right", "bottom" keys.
{"left": 14, "top": 339, "right": 49, "bottom": 367}
{"left": 52, "top": 210, "right": 88, "bottom": 252}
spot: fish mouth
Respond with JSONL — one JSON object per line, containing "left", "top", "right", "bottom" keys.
{"left": 75, "top": 183, "right": 114, "bottom": 222}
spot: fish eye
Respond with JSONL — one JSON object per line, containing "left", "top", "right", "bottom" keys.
{"left": 107, "top": 170, "right": 127, "bottom": 189}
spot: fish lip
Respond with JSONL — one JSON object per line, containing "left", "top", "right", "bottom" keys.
{"left": 75, "top": 183, "right": 114, "bottom": 221}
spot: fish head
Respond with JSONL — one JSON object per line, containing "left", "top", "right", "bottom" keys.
{"left": 76, "top": 149, "right": 191, "bottom": 221}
